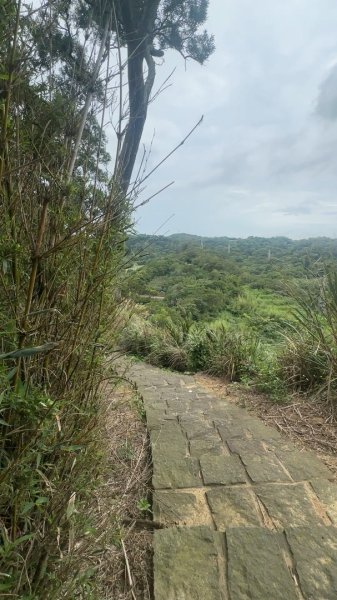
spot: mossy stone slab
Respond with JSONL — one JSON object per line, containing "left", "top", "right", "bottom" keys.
{"left": 154, "top": 527, "right": 223, "bottom": 600}
{"left": 227, "top": 527, "right": 298, "bottom": 600}
{"left": 311, "top": 479, "right": 337, "bottom": 524}
{"left": 275, "top": 449, "right": 332, "bottom": 481}
{"left": 207, "top": 487, "right": 261, "bottom": 529}
{"left": 255, "top": 483, "right": 326, "bottom": 529}
{"left": 153, "top": 456, "right": 202, "bottom": 489}
{"left": 240, "top": 452, "right": 291, "bottom": 483}
{"left": 200, "top": 454, "right": 247, "bottom": 485}
{"left": 153, "top": 489, "right": 213, "bottom": 527}
{"left": 286, "top": 526, "right": 337, "bottom": 600}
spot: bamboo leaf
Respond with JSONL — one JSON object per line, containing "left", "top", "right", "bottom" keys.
{"left": 13, "top": 534, "right": 34, "bottom": 548}
{"left": 35, "top": 496, "right": 49, "bottom": 505}
{"left": 0, "top": 342, "right": 59, "bottom": 360}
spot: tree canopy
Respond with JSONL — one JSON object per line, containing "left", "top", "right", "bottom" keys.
{"left": 111, "top": 0, "right": 215, "bottom": 191}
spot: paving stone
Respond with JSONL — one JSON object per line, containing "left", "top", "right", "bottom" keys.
{"left": 255, "top": 483, "right": 326, "bottom": 528}
{"left": 218, "top": 423, "right": 251, "bottom": 441}
{"left": 189, "top": 431, "right": 226, "bottom": 458}
{"left": 125, "top": 360, "right": 337, "bottom": 600}
{"left": 311, "top": 479, "right": 337, "bottom": 524}
{"left": 275, "top": 449, "right": 332, "bottom": 481}
{"left": 153, "top": 489, "right": 213, "bottom": 527}
{"left": 263, "top": 439, "right": 300, "bottom": 453}
{"left": 227, "top": 527, "right": 298, "bottom": 600}
{"left": 153, "top": 456, "right": 202, "bottom": 489}
{"left": 244, "top": 418, "right": 282, "bottom": 440}
{"left": 145, "top": 407, "right": 166, "bottom": 430}
{"left": 165, "top": 399, "right": 193, "bottom": 413}
{"left": 150, "top": 422, "right": 187, "bottom": 459}
{"left": 180, "top": 417, "right": 214, "bottom": 439}
{"left": 214, "top": 404, "right": 247, "bottom": 419}
{"left": 207, "top": 487, "right": 261, "bottom": 529}
{"left": 200, "top": 454, "right": 247, "bottom": 485}
{"left": 154, "top": 527, "right": 223, "bottom": 600}
{"left": 286, "top": 526, "right": 337, "bottom": 600}
{"left": 227, "top": 438, "right": 265, "bottom": 455}
{"left": 240, "top": 451, "right": 291, "bottom": 483}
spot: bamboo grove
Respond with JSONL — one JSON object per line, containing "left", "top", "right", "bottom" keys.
{"left": 0, "top": 1, "right": 131, "bottom": 597}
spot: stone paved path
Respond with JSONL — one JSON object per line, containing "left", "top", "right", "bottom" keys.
{"left": 127, "top": 361, "right": 337, "bottom": 600}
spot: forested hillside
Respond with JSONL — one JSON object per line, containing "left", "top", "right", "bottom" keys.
{"left": 121, "top": 233, "right": 337, "bottom": 401}
{"left": 124, "top": 233, "right": 337, "bottom": 319}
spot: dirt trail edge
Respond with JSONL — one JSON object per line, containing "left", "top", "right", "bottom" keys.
{"left": 127, "top": 360, "right": 337, "bottom": 600}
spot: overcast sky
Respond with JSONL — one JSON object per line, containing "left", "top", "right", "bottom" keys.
{"left": 130, "top": 0, "right": 337, "bottom": 238}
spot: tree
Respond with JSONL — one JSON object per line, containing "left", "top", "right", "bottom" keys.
{"left": 113, "top": 0, "right": 215, "bottom": 192}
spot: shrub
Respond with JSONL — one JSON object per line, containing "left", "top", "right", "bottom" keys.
{"left": 278, "top": 333, "right": 330, "bottom": 392}
{"left": 202, "top": 325, "right": 261, "bottom": 382}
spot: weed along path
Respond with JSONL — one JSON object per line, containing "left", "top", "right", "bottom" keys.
{"left": 126, "top": 360, "right": 337, "bottom": 600}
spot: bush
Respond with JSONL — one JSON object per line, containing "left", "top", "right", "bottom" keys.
{"left": 255, "top": 350, "right": 288, "bottom": 400}
{"left": 120, "top": 314, "right": 189, "bottom": 371}
{"left": 202, "top": 326, "right": 261, "bottom": 382}
{"left": 278, "top": 333, "right": 330, "bottom": 392}
{"left": 280, "top": 270, "right": 337, "bottom": 402}
{"left": 119, "top": 314, "right": 156, "bottom": 357}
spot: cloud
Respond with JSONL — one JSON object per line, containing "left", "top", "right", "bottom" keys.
{"left": 316, "top": 63, "right": 337, "bottom": 120}
{"left": 132, "top": 0, "right": 337, "bottom": 239}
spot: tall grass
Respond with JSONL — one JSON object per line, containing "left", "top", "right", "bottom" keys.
{"left": 121, "top": 315, "right": 260, "bottom": 382}
{"left": 279, "top": 270, "right": 337, "bottom": 404}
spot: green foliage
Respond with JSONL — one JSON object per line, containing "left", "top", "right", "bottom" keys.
{"left": 124, "top": 235, "right": 337, "bottom": 405}
{"left": 0, "top": 1, "right": 130, "bottom": 596}
{"left": 137, "top": 497, "right": 152, "bottom": 514}
{"left": 121, "top": 317, "right": 260, "bottom": 382}
{"left": 199, "top": 326, "right": 261, "bottom": 381}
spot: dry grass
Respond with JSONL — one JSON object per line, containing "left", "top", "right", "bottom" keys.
{"left": 197, "top": 374, "right": 337, "bottom": 480}
{"left": 83, "top": 378, "right": 153, "bottom": 600}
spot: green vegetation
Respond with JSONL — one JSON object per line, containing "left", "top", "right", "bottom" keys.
{"left": 121, "top": 234, "right": 337, "bottom": 403}
{"left": 1, "top": 0, "right": 215, "bottom": 595}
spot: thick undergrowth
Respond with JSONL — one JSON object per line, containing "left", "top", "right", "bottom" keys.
{"left": 0, "top": 2, "right": 129, "bottom": 596}
{"left": 121, "top": 268, "right": 337, "bottom": 410}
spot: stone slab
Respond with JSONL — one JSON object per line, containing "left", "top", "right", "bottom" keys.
{"left": 154, "top": 527, "right": 223, "bottom": 600}
{"left": 255, "top": 483, "right": 326, "bottom": 529}
{"left": 240, "top": 452, "right": 291, "bottom": 483}
{"left": 227, "top": 438, "right": 265, "bottom": 455}
{"left": 275, "top": 449, "right": 332, "bottom": 481}
{"left": 200, "top": 454, "right": 247, "bottom": 486}
{"left": 153, "top": 457, "right": 202, "bottom": 489}
{"left": 286, "top": 526, "right": 337, "bottom": 600}
{"left": 244, "top": 418, "right": 282, "bottom": 440}
{"left": 189, "top": 431, "right": 225, "bottom": 458}
{"left": 218, "top": 423, "right": 251, "bottom": 441}
{"left": 180, "top": 417, "right": 214, "bottom": 439}
{"left": 311, "top": 479, "right": 337, "bottom": 524}
{"left": 218, "top": 418, "right": 281, "bottom": 442}
{"left": 207, "top": 487, "right": 261, "bottom": 529}
{"left": 153, "top": 489, "right": 213, "bottom": 527}
{"left": 150, "top": 422, "right": 187, "bottom": 460}
{"left": 227, "top": 527, "right": 298, "bottom": 600}
{"left": 145, "top": 407, "right": 167, "bottom": 430}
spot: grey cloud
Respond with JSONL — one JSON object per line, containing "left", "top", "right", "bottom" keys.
{"left": 316, "top": 63, "right": 337, "bottom": 120}
{"left": 132, "top": 0, "right": 337, "bottom": 238}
